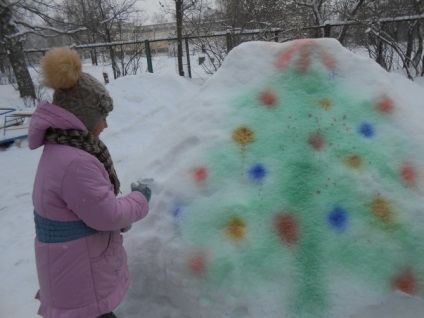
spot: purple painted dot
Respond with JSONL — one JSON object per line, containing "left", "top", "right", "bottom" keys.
{"left": 358, "top": 122, "right": 375, "bottom": 138}
{"left": 248, "top": 163, "right": 267, "bottom": 182}
{"left": 328, "top": 206, "right": 348, "bottom": 232}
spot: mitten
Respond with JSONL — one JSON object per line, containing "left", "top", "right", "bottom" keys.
{"left": 121, "top": 224, "right": 132, "bottom": 233}
{"left": 131, "top": 182, "right": 152, "bottom": 202}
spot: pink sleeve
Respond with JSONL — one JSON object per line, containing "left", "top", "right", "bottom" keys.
{"left": 62, "top": 156, "right": 149, "bottom": 231}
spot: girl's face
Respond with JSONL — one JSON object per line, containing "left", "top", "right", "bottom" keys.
{"left": 92, "top": 116, "right": 108, "bottom": 138}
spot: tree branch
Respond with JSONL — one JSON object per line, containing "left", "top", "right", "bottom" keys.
{"left": 368, "top": 24, "right": 418, "bottom": 79}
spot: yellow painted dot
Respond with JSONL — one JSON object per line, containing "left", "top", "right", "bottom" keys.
{"left": 232, "top": 126, "right": 255, "bottom": 146}
{"left": 225, "top": 217, "right": 246, "bottom": 241}
{"left": 319, "top": 98, "right": 332, "bottom": 110}
{"left": 371, "top": 196, "right": 392, "bottom": 223}
{"left": 345, "top": 155, "right": 362, "bottom": 169}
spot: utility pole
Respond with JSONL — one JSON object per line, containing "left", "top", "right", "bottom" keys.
{"left": 176, "top": 0, "right": 184, "bottom": 76}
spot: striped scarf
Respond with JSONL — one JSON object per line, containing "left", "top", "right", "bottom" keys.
{"left": 45, "top": 127, "right": 120, "bottom": 195}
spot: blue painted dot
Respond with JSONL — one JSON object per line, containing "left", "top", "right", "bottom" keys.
{"left": 327, "top": 206, "right": 348, "bottom": 232}
{"left": 358, "top": 122, "right": 375, "bottom": 138}
{"left": 248, "top": 163, "right": 267, "bottom": 182}
{"left": 172, "top": 206, "right": 183, "bottom": 224}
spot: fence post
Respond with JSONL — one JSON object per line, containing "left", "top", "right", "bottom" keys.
{"left": 324, "top": 23, "right": 331, "bottom": 37}
{"left": 120, "top": 44, "right": 125, "bottom": 76}
{"left": 226, "top": 30, "right": 233, "bottom": 53}
{"left": 144, "top": 40, "right": 153, "bottom": 73}
{"left": 184, "top": 37, "right": 192, "bottom": 78}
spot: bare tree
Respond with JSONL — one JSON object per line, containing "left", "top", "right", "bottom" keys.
{"left": 151, "top": 12, "right": 169, "bottom": 24}
{"left": 160, "top": 0, "right": 204, "bottom": 76}
{"left": 0, "top": 1, "right": 58, "bottom": 104}
{"left": 335, "top": 0, "right": 367, "bottom": 44}
{"left": 183, "top": 0, "right": 225, "bottom": 74}
{"left": 62, "top": 0, "right": 100, "bottom": 64}
{"left": 0, "top": 0, "right": 89, "bottom": 105}
{"left": 354, "top": 0, "right": 424, "bottom": 77}
{"left": 188, "top": 0, "right": 292, "bottom": 73}
{"left": 217, "top": 0, "right": 323, "bottom": 43}
{"left": 217, "top": 0, "right": 423, "bottom": 78}
{"left": 62, "top": 0, "right": 141, "bottom": 79}
{"left": 218, "top": 0, "right": 290, "bottom": 33}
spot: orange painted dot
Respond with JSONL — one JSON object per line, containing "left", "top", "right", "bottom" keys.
{"left": 376, "top": 96, "right": 394, "bottom": 114}
{"left": 189, "top": 254, "right": 206, "bottom": 273}
{"left": 232, "top": 126, "right": 255, "bottom": 146}
{"left": 400, "top": 163, "right": 416, "bottom": 186}
{"left": 274, "top": 213, "right": 298, "bottom": 245}
{"left": 259, "top": 90, "right": 277, "bottom": 107}
{"left": 193, "top": 166, "right": 208, "bottom": 182}
{"left": 371, "top": 196, "right": 392, "bottom": 223}
{"left": 225, "top": 217, "right": 246, "bottom": 241}
{"left": 308, "top": 132, "right": 324, "bottom": 151}
{"left": 345, "top": 155, "right": 362, "bottom": 169}
{"left": 392, "top": 268, "right": 417, "bottom": 295}
{"left": 319, "top": 98, "right": 332, "bottom": 110}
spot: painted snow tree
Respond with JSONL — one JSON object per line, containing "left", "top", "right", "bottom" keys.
{"left": 171, "top": 39, "right": 424, "bottom": 317}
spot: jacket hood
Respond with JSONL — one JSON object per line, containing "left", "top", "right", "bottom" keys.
{"left": 28, "top": 101, "right": 87, "bottom": 150}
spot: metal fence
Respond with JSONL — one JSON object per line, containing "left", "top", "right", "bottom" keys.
{"left": 1, "top": 16, "right": 424, "bottom": 89}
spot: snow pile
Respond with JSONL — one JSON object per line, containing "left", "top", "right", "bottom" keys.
{"left": 120, "top": 39, "right": 424, "bottom": 318}
{"left": 2, "top": 38, "right": 424, "bottom": 318}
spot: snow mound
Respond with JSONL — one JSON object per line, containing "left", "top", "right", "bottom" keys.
{"left": 121, "top": 39, "right": 424, "bottom": 318}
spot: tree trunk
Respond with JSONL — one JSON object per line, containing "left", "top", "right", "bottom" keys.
{"left": 412, "top": 23, "right": 423, "bottom": 75}
{"left": 7, "top": 39, "right": 36, "bottom": 103}
{"left": 176, "top": 0, "right": 185, "bottom": 77}
{"left": 375, "top": 39, "right": 387, "bottom": 70}
{"left": 0, "top": 5, "right": 36, "bottom": 104}
{"left": 421, "top": 53, "right": 424, "bottom": 76}
{"left": 338, "top": 0, "right": 366, "bottom": 45}
{"left": 109, "top": 45, "right": 121, "bottom": 79}
{"left": 104, "top": 29, "right": 121, "bottom": 79}
{"left": 90, "top": 48, "right": 98, "bottom": 65}
{"left": 404, "top": 22, "right": 416, "bottom": 69}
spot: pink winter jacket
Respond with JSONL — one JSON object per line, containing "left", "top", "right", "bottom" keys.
{"left": 29, "top": 101, "right": 149, "bottom": 318}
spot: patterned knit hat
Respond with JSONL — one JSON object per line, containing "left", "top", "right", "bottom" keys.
{"left": 41, "top": 47, "right": 113, "bottom": 132}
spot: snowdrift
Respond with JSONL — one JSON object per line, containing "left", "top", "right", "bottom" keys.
{"left": 121, "top": 38, "right": 424, "bottom": 318}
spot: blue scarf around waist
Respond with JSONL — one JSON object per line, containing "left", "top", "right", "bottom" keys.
{"left": 34, "top": 210, "right": 98, "bottom": 243}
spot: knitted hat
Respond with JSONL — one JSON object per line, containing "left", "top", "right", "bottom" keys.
{"left": 41, "top": 47, "right": 113, "bottom": 132}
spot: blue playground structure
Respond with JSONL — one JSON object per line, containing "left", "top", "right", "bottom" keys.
{"left": 0, "top": 108, "right": 33, "bottom": 145}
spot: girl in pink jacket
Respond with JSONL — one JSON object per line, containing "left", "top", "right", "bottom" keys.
{"left": 29, "top": 48, "right": 150, "bottom": 318}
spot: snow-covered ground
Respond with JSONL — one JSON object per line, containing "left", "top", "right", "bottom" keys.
{"left": 2, "top": 39, "right": 424, "bottom": 318}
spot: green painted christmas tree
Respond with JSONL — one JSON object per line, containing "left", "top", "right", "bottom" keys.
{"left": 174, "top": 39, "right": 424, "bottom": 317}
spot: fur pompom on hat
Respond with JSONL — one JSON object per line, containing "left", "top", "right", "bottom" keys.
{"left": 41, "top": 47, "right": 113, "bottom": 132}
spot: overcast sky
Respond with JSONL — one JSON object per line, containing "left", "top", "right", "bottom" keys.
{"left": 136, "top": 0, "right": 172, "bottom": 23}
{"left": 136, "top": 0, "right": 162, "bottom": 13}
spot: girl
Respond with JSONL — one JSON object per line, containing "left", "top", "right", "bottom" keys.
{"left": 29, "top": 48, "right": 151, "bottom": 318}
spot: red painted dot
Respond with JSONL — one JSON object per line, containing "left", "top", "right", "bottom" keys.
{"left": 391, "top": 268, "right": 417, "bottom": 295}
{"left": 322, "top": 54, "right": 336, "bottom": 69}
{"left": 275, "top": 40, "right": 334, "bottom": 71}
{"left": 376, "top": 96, "right": 394, "bottom": 113}
{"left": 258, "top": 90, "right": 277, "bottom": 107}
{"left": 297, "top": 50, "right": 310, "bottom": 72}
{"left": 400, "top": 163, "right": 416, "bottom": 186}
{"left": 189, "top": 255, "right": 206, "bottom": 273}
{"left": 193, "top": 166, "right": 208, "bottom": 182}
{"left": 274, "top": 213, "right": 298, "bottom": 246}
{"left": 308, "top": 132, "right": 324, "bottom": 151}
{"left": 275, "top": 47, "right": 296, "bottom": 69}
